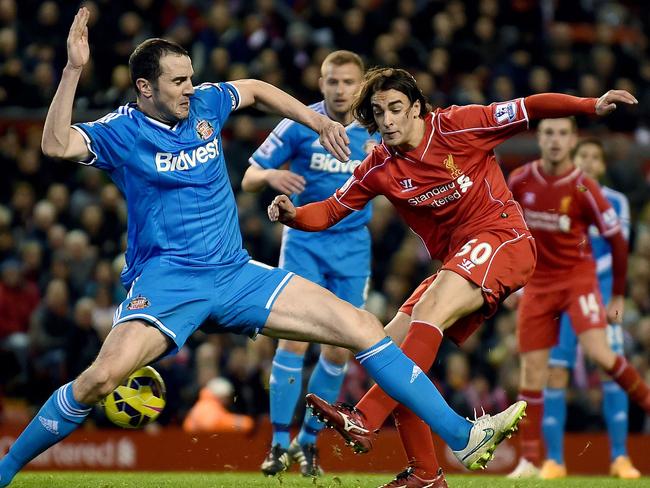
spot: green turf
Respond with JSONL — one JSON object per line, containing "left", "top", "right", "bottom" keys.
{"left": 6, "top": 472, "right": 647, "bottom": 488}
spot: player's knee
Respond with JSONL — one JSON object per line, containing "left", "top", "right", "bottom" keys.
{"left": 411, "top": 294, "right": 460, "bottom": 329}
{"left": 349, "top": 309, "right": 385, "bottom": 350}
{"left": 583, "top": 344, "right": 616, "bottom": 369}
{"left": 521, "top": 356, "right": 548, "bottom": 389}
{"left": 78, "top": 364, "right": 123, "bottom": 403}
{"left": 321, "top": 346, "right": 349, "bottom": 365}
{"left": 278, "top": 340, "right": 308, "bottom": 355}
{"left": 547, "top": 367, "right": 569, "bottom": 389}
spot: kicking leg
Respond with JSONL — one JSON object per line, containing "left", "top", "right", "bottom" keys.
{"left": 268, "top": 275, "right": 526, "bottom": 470}
{"left": 357, "top": 271, "right": 485, "bottom": 435}
{"left": 265, "top": 277, "right": 477, "bottom": 454}
{"left": 0, "top": 321, "right": 170, "bottom": 487}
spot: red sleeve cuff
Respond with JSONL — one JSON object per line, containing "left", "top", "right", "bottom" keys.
{"left": 289, "top": 196, "right": 351, "bottom": 231}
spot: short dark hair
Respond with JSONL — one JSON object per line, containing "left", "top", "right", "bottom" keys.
{"left": 352, "top": 67, "right": 431, "bottom": 133}
{"left": 128, "top": 38, "right": 189, "bottom": 95}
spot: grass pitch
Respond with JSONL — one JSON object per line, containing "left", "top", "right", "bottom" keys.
{"left": 8, "top": 472, "right": 647, "bottom": 488}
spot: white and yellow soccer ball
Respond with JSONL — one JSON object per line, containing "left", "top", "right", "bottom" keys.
{"left": 103, "top": 366, "right": 166, "bottom": 429}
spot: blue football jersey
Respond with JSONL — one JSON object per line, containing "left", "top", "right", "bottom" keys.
{"left": 73, "top": 82, "right": 249, "bottom": 287}
{"left": 589, "top": 185, "right": 630, "bottom": 280}
{"left": 249, "top": 101, "right": 380, "bottom": 232}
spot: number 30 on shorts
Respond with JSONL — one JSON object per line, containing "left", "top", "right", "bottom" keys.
{"left": 454, "top": 239, "right": 493, "bottom": 265}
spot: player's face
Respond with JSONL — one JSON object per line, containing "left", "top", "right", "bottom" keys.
{"left": 537, "top": 118, "right": 577, "bottom": 165}
{"left": 152, "top": 54, "right": 195, "bottom": 122}
{"left": 573, "top": 142, "right": 605, "bottom": 180}
{"left": 319, "top": 62, "right": 363, "bottom": 118}
{"left": 371, "top": 89, "right": 422, "bottom": 147}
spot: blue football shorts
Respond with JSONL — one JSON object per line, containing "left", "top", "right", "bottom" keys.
{"left": 112, "top": 258, "right": 294, "bottom": 354}
{"left": 279, "top": 226, "right": 370, "bottom": 308}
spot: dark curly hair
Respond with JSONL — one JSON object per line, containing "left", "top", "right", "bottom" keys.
{"left": 352, "top": 67, "right": 431, "bottom": 133}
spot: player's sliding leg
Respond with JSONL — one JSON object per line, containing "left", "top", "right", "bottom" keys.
{"left": 260, "top": 339, "right": 307, "bottom": 476}
{"left": 540, "top": 366, "right": 569, "bottom": 479}
{"left": 325, "top": 271, "right": 486, "bottom": 449}
{"left": 265, "top": 275, "right": 526, "bottom": 470}
{"left": 292, "top": 345, "right": 348, "bottom": 476}
{"left": 0, "top": 321, "right": 169, "bottom": 488}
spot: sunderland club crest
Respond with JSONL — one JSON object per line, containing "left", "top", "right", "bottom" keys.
{"left": 196, "top": 120, "right": 215, "bottom": 140}
{"left": 127, "top": 294, "right": 151, "bottom": 310}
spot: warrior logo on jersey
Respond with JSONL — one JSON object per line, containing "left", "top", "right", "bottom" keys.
{"left": 399, "top": 178, "right": 418, "bottom": 192}
{"left": 127, "top": 295, "right": 151, "bottom": 310}
{"left": 196, "top": 120, "right": 215, "bottom": 140}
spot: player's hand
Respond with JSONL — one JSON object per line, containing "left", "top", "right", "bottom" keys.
{"left": 316, "top": 115, "right": 350, "bottom": 162}
{"left": 67, "top": 7, "right": 90, "bottom": 70}
{"left": 266, "top": 169, "right": 306, "bottom": 195}
{"left": 267, "top": 195, "right": 296, "bottom": 223}
{"left": 606, "top": 295, "right": 625, "bottom": 324}
{"left": 595, "top": 90, "right": 638, "bottom": 116}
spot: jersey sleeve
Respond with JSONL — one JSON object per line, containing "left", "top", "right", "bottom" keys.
{"left": 72, "top": 108, "right": 136, "bottom": 171}
{"left": 193, "top": 82, "right": 241, "bottom": 122}
{"left": 248, "top": 119, "right": 298, "bottom": 169}
{"left": 579, "top": 178, "right": 621, "bottom": 238}
{"left": 333, "top": 151, "right": 381, "bottom": 211}
{"left": 436, "top": 98, "right": 529, "bottom": 151}
{"left": 609, "top": 191, "right": 631, "bottom": 241}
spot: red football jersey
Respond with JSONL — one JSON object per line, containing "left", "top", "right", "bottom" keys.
{"left": 334, "top": 99, "right": 531, "bottom": 261}
{"left": 508, "top": 160, "right": 621, "bottom": 291}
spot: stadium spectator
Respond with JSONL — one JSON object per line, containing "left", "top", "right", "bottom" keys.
{"left": 182, "top": 377, "right": 254, "bottom": 434}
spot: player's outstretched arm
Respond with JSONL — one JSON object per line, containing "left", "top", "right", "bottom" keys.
{"left": 41, "top": 7, "right": 91, "bottom": 161}
{"left": 241, "top": 165, "right": 305, "bottom": 194}
{"left": 267, "top": 194, "right": 352, "bottom": 232}
{"left": 524, "top": 90, "right": 638, "bottom": 120}
{"left": 231, "top": 79, "right": 350, "bottom": 162}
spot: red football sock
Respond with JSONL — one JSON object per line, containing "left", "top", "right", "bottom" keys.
{"left": 394, "top": 405, "right": 440, "bottom": 478}
{"left": 357, "top": 321, "right": 443, "bottom": 430}
{"left": 607, "top": 355, "right": 650, "bottom": 412}
{"left": 518, "top": 389, "right": 543, "bottom": 465}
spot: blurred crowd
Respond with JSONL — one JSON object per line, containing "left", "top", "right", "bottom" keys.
{"left": 0, "top": 0, "right": 649, "bottom": 435}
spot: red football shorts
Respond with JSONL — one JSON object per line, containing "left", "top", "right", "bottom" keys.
{"left": 517, "top": 279, "right": 607, "bottom": 353}
{"left": 399, "top": 228, "right": 536, "bottom": 345}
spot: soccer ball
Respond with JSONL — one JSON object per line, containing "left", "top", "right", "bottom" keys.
{"left": 103, "top": 366, "right": 166, "bottom": 429}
